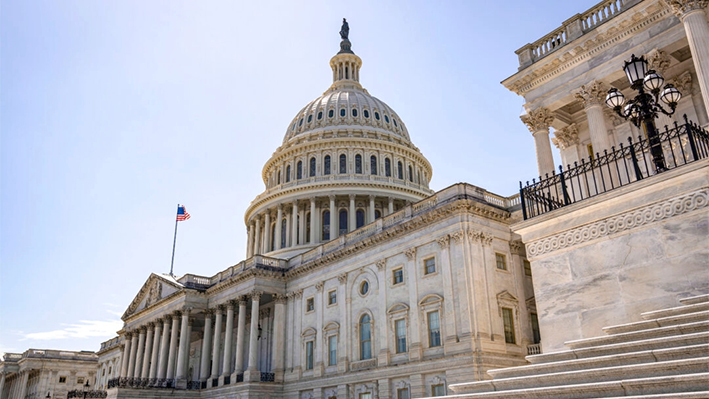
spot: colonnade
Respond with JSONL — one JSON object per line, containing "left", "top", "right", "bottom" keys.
{"left": 246, "top": 195, "right": 400, "bottom": 257}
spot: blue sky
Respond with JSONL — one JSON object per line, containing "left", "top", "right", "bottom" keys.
{"left": 0, "top": 0, "right": 598, "bottom": 353}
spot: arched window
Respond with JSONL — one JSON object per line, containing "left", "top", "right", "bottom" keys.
{"left": 340, "top": 109, "right": 346, "bottom": 117}
{"left": 384, "top": 115, "right": 390, "bottom": 123}
{"left": 339, "top": 209, "right": 348, "bottom": 235}
{"left": 370, "top": 156, "right": 377, "bottom": 175}
{"left": 307, "top": 115, "right": 312, "bottom": 123}
{"left": 277, "top": 170, "right": 281, "bottom": 185}
{"left": 306, "top": 212, "right": 311, "bottom": 244}
{"left": 281, "top": 219, "right": 287, "bottom": 248}
{"left": 271, "top": 223, "right": 276, "bottom": 251}
{"left": 297, "top": 161, "right": 303, "bottom": 180}
{"left": 356, "top": 209, "right": 365, "bottom": 228}
{"left": 375, "top": 210, "right": 381, "bottom": 219}
{"left": 339, "top": 154, "right": 347, "bottom": 174}
{"left": 408, "top": 165, "right": 413, "bottom": 182}
{"left": 296, "top": 214, "right": 300, "bottom": 244}
{"left": 310, "top": 157, "right": 316, "bottom": 177}
{"left": 328, "top": 109, "right": 334, "bottom": 118}
{"left": 352, "top": 108, "right": 358, "bottom": 117}
{"left": 397, "top": 161, "right": 403, "bottom": 180}
{"left": 286, "top": 165, "right": 291, "bottom": 182}
{"left": 375, "top": 111, "right": 380, "bottom": 120}
{"left": 322, "top": 210, "right": 330, "bottom": 241}
{"left": 355, "top": 154, "right": 362, "bottom": 174}
{"left": 318, "top": 111, "right": 323, "bottom": 120}
{"left": 364, "top": 110, "right": 370, "bottom": 118}
{"left": 324, "top": 155, "right": 331, "bottom": 175}
{"left": 360, "top": 314, "right": 372, "bottom": 360}
{"left": 385, "top": 158, "right": 391, "bottom": 177}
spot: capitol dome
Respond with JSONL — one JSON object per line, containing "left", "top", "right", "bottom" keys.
{"left": 244, "top": 21, "right": 434, "bottom": 258}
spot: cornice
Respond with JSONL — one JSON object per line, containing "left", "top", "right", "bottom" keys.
{"left": 204, "top": 265, "right": 286, "bottom": 296}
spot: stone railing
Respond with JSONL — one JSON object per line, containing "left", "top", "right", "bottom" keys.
{"left": 526, "top": 343, "right": 542, "bottom": 355}
{"left": 257, "top": 174, "right": 432, "bottom": 200}
{"left": 19, "top": 349, "right": 97, "bottom": 361}
{"left": 2, "top": 353, "right": 22, "bottom": 362}
{"left": 177, "top": 255, "right": 288, "bottom": 289}
{"left": 515, "top": 0, "right": 639, "bottom": 68}
{"left": 99, "top": 336, "right": 122, "bottom": 352}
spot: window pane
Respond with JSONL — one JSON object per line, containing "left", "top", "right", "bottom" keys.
{"left": 355, "top": 154, "right": 362, "bottom": 174}
{"left": 356, "top": 209, "right": 365, "bottom": 228}
{"left": 306, "top": 341, "right": 314, "bottom": 370}
{"left": 398, "top": 162, "right": 403, "bottom": 179}
{"left": 503, "top": 308, "right": 516, "bottom": 344}
{"left": 310, "top": 157, "right": 316, "bottom": 177}
{"left": 428, "top": 311, "right": 441, "bottom": 347}
{"left": 286, "top": 165, "right": 291, "bottom": 182}
{"left": 339, "top": 210, "right": 348, "bottom": 235}
{"left": 340, "top": 154, "right": 347, "bottom": 174}
{"left": 360, "top": 315, "right": 372, "bottom": 360}
{"left": 531, "top": 313, "right": 541, "bottom": 344}
{"left": 329, "top": 335, "right": 337, "bottom": 366}
{"left": 370, "top": 156, "right": 377, "bottom": 175}
{"left": 393, "top": 269, "right": 403, "bottom": 284}
{"left": 322, "top": 210, "right": 330, "bottom": 241}
{"left": 432, "top": 385, "right": 445, "bottom": 397}
{"left": 524, "top": 260, "right": 532, "bottom": 276}
{"left": 408, "top": 165, "right": 413, "bottom": 182}
{"left": 496, "top": 254, "right": 507, "bottom": 270}
{"left": 281, "top": 219, "right": 287, "bottom": 248}
{"left": 329, "top": 290, "right": 337, "bottom": 305}
{"left": 425, "top": 258, "right": 436, "bottom": 274}
{"left": 297, "top": 161, "right": 303, "bottom": 179}
{"left": 398, "top": 389, "right": 409, "bottom": 399}
{"left": 385, "top": 159, "right": 391, "bottom": 177}
{"left": 395, "top": 319, "right": 407, "bottom": 353}
{"left": 324, "top": 155, "right": 331, "bottom": 175}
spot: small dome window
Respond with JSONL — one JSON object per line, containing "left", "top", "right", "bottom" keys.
{"left": 363, "top": 110, "right": 370, "bottom": 118}
{"left": 374, "top": 112, "right": 380, "bottom": 120}
{"left": 360, "top": 280, "right": 369, "bottom": 296}
{"left": 384, "top": 115, "right": 390, "bottom": 123}
{"left": 299, "top": 118, "right": 303, "bottom": 126}
{"left": 340, "top": 109, "right": 346, "bottom": 117}
{"left": 307, "top": 115, "right": 312, "bottom": 123}
{"left": 329, "top": 110, "right": 334, "bottom": 118}
{"left": 352, "top": 109, "right": 358, "bottom": 117}
{"left": 393, "top": 118, "right": 398, "bottom": 127}
{"left": 318, "top": 111, "right": 323, "bottom": 120}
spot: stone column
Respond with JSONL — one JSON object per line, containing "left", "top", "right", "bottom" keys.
{"left": 375, "top": 260, "right": 389, "bottom": 366}
{"left": 120, "top": 333, "right": 132, "bottom": 378}
{"left": 310, "top": 198, "right": 317, "bottom": 244}
{"left": 141, "top": 324, "right": 154, "bottom": 379}
{"left": 157, "top": 316, "right": 171, "bottom": 379}
{"left": 166, "top": 311, "right": 181, "bottom": 379}
{"left": 349, "top": 194, "right": 356, "bottom": 232}
{"left": 244, "top": 291, "right": 263, "bottom": 382}
{"left": 199, "top": 309, "right": 214, "bottom": 382}
{"left": 576, "top": 80, "right": 612, "bottom": 153}
{"left": 285, "top": 208, "right": 292, "bottom": 247}
{"left": 665, "top": 0, "right": 709, "bottom": 117}
{"left": 437, "top": 235, "right": 459, "bottom": 348}
{"left": 263, "top": 211, "right": 271, "bottom": 253}
{"left": 404, "top": 248, "right": 422, "bottom": 361}
{"left": 299, "top": 207, "right": 306, "bottom": 245}
{"left": 329, "top": 195, "right": 338, "bottom": 240}
{"left": 291, "top": 201, "right": 299, "bottom": 247}
{"left": 234, "top": 298, "right": 248, "bottom": 374}
{"left": 368, "top": 196, "right": 376, "bottom": 223}
{"left": 210, "top": 306, "right": 224, "bottom": 381}
{"left": 275, "top": 205, "right": 283, "bottom": 250}
{"left": 0, "top": 373, "right": 5, "bottom": 399}
{"left": 272, "top": 294, "right": 287, "bottom": 382}
{"left": 336, "top": 275, "right": 348, "bottom": 372}
{"left": 175, "top": 309, "right": 191, "bottom": 382}
{"left": 127, "top": 332, "right": 139, "bottom": 378}
{"left": 314, "top": 282, "right": 325, "bottom": 377}
{"left": 521, "top": 107, "right": 556, "bottom": 177}
{"left": 247, "top": 222, "right": 254, "bottom": 258}
{"left": 16, "top": 372, "right": 28, "bottom": 399}
{"left": 253, "top": 215, "right": 262, "bottom": 255}
{"left": 133, "top": 327, "right": 146, "bottom": 378}
{"left": 149, "top": 319, "right": 162, "bottom": 379}
{"left": 221, "top": 301, "right": 236, "bottom": 381}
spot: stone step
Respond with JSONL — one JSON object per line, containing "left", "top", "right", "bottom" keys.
{"left": 588, "top": 392, "right": 709, "bottom": 399}
{"left": 488, "top": 343, "right": 708, "bottom": 380}
{"left": 451, "top": 357, "right": 708, "bottom": 394}
{"left": 527, "top": 331, "right": 709, "bottom": 364}
{"left": 564, "top": 321, "right": 708, "bottom": 350}
{"left": 641, "top": 302, "right": 709, "bottom": 320}
{"left": 602, "top": 310, "right": 709, "bottom": 335}
{"left": 445, "top": 373, "right": 709, "bottom": 399}
{"left": 679, "top": 294, "right": 709, "bottom": 305}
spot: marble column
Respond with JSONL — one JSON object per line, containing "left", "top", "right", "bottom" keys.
{"left": 253, "top": 215, "right": 262, "bottom": 256}
{"left": 275, "top": 205, "right": 283, "bottom": 250}
{"left": 349, "top": 194, "right": 356, "bottom": 232}
{"left": 314, "top": 283, "right": 324, "bottom": 376}
{"left": 437, "top": 235, "right": 458, "bottom": 347}
{"left": 244, "top": 291, "right": 262, "bottom": 382}
{"left": 299, "top": 207, "right": 306, "bottom": 245}
{"left": 127, "top": 332, "right": 139, "bottom": 378}
{"left": 166, "top": 311, "right": 181, "bottom": 379}
{"left": 133, "top": 327, "right": 146, "bottom": 378}
{"left": 404, "top": 248, "right": 422, "bottom": 361}
{"left": 310, "top": 198, "right": 317, "bottom": 244}
{"left": 329, "top": 195, "right": 338, "bottom": 240}
{"left": 175, "top": 308, "right": 191, "bottom": 381}
{"left": 221, "top": 302, "right": 236, "bottom": 380}
{"left": 368, "top": 195, "right": 376, "bottom": 223}
{"left": 263, "top": 211, "right": 271, "bottom": 253}
{"left": 157, "top": 316, "right": 171, "bottom": 379}
{"left": 521, "top": 107, "right": 556, "bottom": 177}
{"left": 199, "top": 309, "right": 214, "bottom": 382}
{"left": 665, "top": 0, "right": 709, "bottom": 118}
{"left": 336, "top": 276, "right": 348, "bottom": 372}
{"left": 149, "top": 319, "right": 162, "bottom": 379}
{"left": 576, "top": 80, "right": 612, "bottom": 153}
{"left": 247, "top": 222, "right": 255, "bottom": 258}
{"left": 141, "top": 324, "right": 154, "bottom": 379}
{"left": 285, "top": 208, "right": 292, "bottom": 247}
{"left": 388, "top": 197, "right": 394, "bottom": 215}
{"left": 291, "top": 201, "right": 299, "bottom": 247}
{"left": 120, "top": 333, "right": 132, "bottom": 378}
{"left": 210, "top": 306, "right": 224, "bottom": 381}
{"left": 272, "top": 294, "right": 287, "bottom": 382}
{"left": 16, "top": 372, "right": 28, "bottom": 399}
{"left": 375, "top": 260, "right": 389, "bottom": 366}
{"left": 234, "top": 298, "right": 248, "bottom": 374}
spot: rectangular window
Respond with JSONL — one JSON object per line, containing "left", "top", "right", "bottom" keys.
{"left": 432, "top": 384, "right": 445, "bottom": 397}
{"left": 397, "top": 388, "right": 410, "bottom": 399}
{"left": 531, "top": 312, "right": 541, "bottom": 344}
{"left": 359, "top": 394, "right": 372, "bottom": 399}
{"left": 77, "top": 377, "right": 85, "bottom": 385}
{"left": 59, "top": 377, "right": 66, "bottom": 383}
{"left": 395, "top": 319, "right": 407, "bottom": 353}
{"left": 393, "top": 268, "right": 403, "bottom": 285}
{"left": 502, "top": 307, "right": 516, "bottom": 344}
{"left": 424, "top": 258, "right": 436, "bottom": 275}
{"left": 306, "top": 298, "right": 314, "bottom": 312}
{"left": 328, "top": 290, "right": 337, "bottom": 305}
{"left": 306, "top": 341, "right": 314, "bottom": 370}
{"left": 328, "top": 335, "right": 337, "bottom": 366}
{"left": 428, "top": 311, "right": 441, "bottom": 347}
{"left": 523, "top": 260, "right": 532, "bottom": 276}
{"left": 495, "top": 253, "right": 507, "bottom": 270}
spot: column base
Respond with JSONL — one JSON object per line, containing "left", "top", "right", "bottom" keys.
{"left": 273, "top": 369, "right": 284, "bottom": 383}
{"left": 231, "top": 371, "right": 244, "bottom": 384}
{"left": 243, "top": 369, "right": 260, "bottom": 382}
{"left": 174, "top": 378, "right": 187, "bottom": 389}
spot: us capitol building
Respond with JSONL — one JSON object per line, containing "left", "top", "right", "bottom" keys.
{"left": 2, "top": 0, "right": 709, "bottom": 398}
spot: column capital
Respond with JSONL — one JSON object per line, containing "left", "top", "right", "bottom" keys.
{"left": 671, "top": 70, "right": 694, "bottom": 93}
{"left": 369, "top": 195, "right": 376, "bottom": 200}
{"left": 337, "top": 273, "right": 348, "bottom": 284}
{"left": 173, "top": 310, "right": 182, "bottom": 318}
{"left": 375, "top": 260, "right": 385, "bottom": 270}
{"left": 404, "top": 247, "right": 416, "bottom": 260}
{"left": 277, "top": 203, "right": 283, "bottom": 210}
{"left": 250, "top": 290, "right": 263, "bottom": 301}
{"left": 203, "top": 308, "right": 215, "bottom": 317}
{"left": 216, "top": 303, "right": 226, "bottom": 312}
{"left": 315, "top": 281, "right": 325, "bottom": 292}
{"left": 138, "top": 326, "right": 147, "bottom": 334}
{"left": 509, "top": 240, "right": 524, "bottom": 255}
{"left": 293, "top": 288, "right": 304, "bottom": 299}
{"left": 154, "top": 317, "right": 164, "bottom": 325}
{"left": 226, "top": 300, "right": 236, "bottom": 310}
{"left": 163, "top": 314, "right": 172, "bottom": 322}
{"left": 124, "top": 331, "right": 134, "bottom": 339}
{"left": 274, "top": 293, "right": 288, "bottom": 304}
{"left": 647, "top": 48, "right": 672, "bottom": 74}
{"left": 552, "top": 123, "right": 580, "bottom": 150}
{"left": 238, "top": 296, "right": 249, "bottom": 306}
{"left": 349, "top": 194, "right": 356, "bottom": 201}
{"left": 521, "top": 107, "right": 555, "bottom": 133}
{"left": 436, "top": 235, "right": 450, "bottom": 249}
{"left": 450, "top": 230, "right": 465, "bottom": 243}
{"left": 575, "top": 80, "right": 607, "bottom": 108}
{"left": 181, "top": 306, "right": 193, "bottom": 314}
{"left": 328, "top": 194, "right": 336, "bottom": 201}
{"left": 662, "top": 0, "right": 708, "bottom": 19}
{"left": 310, "top": 197, "right": 316, "bottom": 203}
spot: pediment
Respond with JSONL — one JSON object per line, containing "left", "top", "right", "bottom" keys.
{"left": 497, "top": 290, "right": 518, "bottom": 303}
{"left": 387, "top": 303, "right": 410, "bottom": 315}
{"left": 418, "top": 294, "right": 443, "bottom": 306}
{"left": 122, "top": 273, "right": 183, "bottom": 320}
{"left": 323, "top": 321, "right": 340, "bottom": 333}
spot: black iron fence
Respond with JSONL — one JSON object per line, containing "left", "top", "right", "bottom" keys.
{"left": 105, "top": 377, "right": 200, "bottom": 390}
{"left": 66, "top": 391, "right": 107, "bottom": 399}
{"left": 520, "top": 116, "right": 709, "bottom": 219}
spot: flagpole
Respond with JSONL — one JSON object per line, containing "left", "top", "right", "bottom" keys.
{"left": 169, "top": 203, "right": 179, "bottom": 276}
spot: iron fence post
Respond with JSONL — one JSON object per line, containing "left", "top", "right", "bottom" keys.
{"left": 558, "top": 165, "right": 570, "bottom": 205}
{"left": 519, "top": 181, "right": 528, "bottom": 220}
{"left": 684, "top": 114, "right": 699, "bottom": 161}
{"left": 628, "top": 136, "right": 643, "bottom": 181}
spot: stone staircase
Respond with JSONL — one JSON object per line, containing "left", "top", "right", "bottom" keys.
{"left": 442, "top": 294, "right": 709, "bottom": 399}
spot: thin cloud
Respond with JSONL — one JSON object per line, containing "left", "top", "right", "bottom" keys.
{"left": 21, "top": 319, "right": 123, "bottom": 341}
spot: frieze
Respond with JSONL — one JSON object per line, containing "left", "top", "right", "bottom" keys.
{"left": 526, "top": 188, "right": 709, "bottom": 258}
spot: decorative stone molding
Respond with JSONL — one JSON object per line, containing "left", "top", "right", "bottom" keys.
{"left": 671, "top": 71, "right": 693, "bottom": 93}
{"left": 551, "top": 124, "right": 580, "bottom": 150}
{"left": 238, "top": 296, "right": 249, "bottom": 306}
{"left": 509, "top": 240, "right": 524, "bottom": 255}
{"left": 250, "top": 291, "right": 263, "bottom": 301}
{"left": 315, "top": 282, "right": 325, "bottom": 292}
{"left": 663, "top": 0, "right": 708, "bottom": 18}
{"left": 575, "top": 80, "right": 607, "bottom": 108}
{"left": 604, "top": 107, "right": 625, "bottom": 127}
{"left": 294, "top": 289, "right": 304, "bottom": 299}
{"left": 203, "top": 309, "right": 214, "bottom": 317}
{"left": 450, "top": 230, "right": 464, "bottom": 243}
{"left": 375, "top": 260, "right": 386, "bottom": 270}
{"left": 497, "top": 290, "right": 520, "bottom": 317}
{"left": 647, "top": 49, "right": 672, "bottom": 73}
{"left": 468, "top": 229, "right": 493, "bottom": 246}
{"left": 526, "top": 188, "right": 709, "bottom": 257}
{"left": 173, "top": 310, "right": 182, "bottom": 318}
{"left": 404, "top": 247, "right": 417, "bottom": 260}
{"left": 274, "top": 293, "right": 288, "bottom": 304}
{"left": 337, "top": 273, "right": 348, "bottom": 284}
{"left": 436, "top": 235, "right": 450, "bottom": 249}
{"left": 521, "top": 107, "right": 554, "bottom": 133}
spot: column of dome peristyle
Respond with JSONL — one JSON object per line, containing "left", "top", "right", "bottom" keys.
{"left": 664, "top": 0, "right": 709, "bottom": 117}
{"left": 522, "top": 107, "right": 556, "bottom": 177}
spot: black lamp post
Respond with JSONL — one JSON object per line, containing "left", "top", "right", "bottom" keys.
{"left": 605, "top": 54, "right": 682, "bottom": 173}
{"left": 82, "top": 379, "right": 90, "bottom": 399}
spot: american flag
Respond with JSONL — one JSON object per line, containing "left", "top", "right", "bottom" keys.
{"left": 177, "top": 205, "right": 191, "bottom": 221}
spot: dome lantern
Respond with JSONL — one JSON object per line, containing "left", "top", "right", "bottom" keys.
{"left": 331, "top": 19, "right": 361, "bottom": 85}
